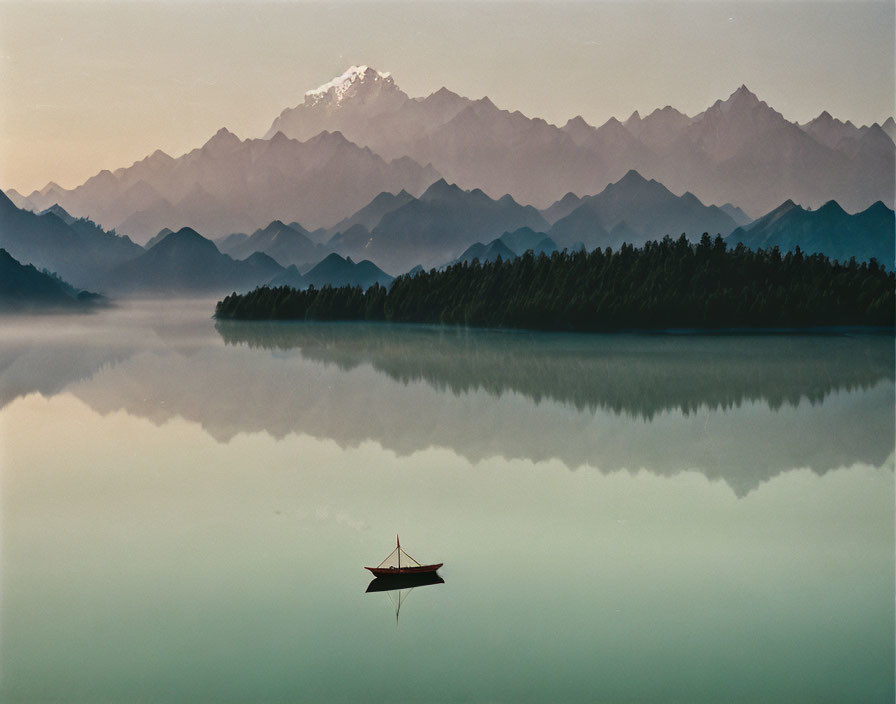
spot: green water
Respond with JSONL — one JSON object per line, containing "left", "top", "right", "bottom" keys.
{"left": 1, "top": 301, "right": 893, "bottom": 702}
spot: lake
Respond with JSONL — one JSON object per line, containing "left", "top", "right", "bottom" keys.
{"left": 1, "top": 300, "right": 893, "bottom": 703}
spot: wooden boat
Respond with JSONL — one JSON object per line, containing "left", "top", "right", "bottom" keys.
{"left": 365, "top": 535, "right": 443, "bottom": 577}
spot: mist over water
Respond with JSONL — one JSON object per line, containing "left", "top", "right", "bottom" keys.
{"left": 1, "top": 301, "right": 892, "bottom": 702}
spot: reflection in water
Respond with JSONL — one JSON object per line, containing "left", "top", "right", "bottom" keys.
{"left": 366, "top": 574, "right": 445, "bottom": 625}
{"left": 215, "top": 320, "right": 894, "bottom": 418}
{"left": 1, "top": 302, "right": 893, "bottom": 702}
{"left": 0, "top": 305, "right": 892, "bottom": 496}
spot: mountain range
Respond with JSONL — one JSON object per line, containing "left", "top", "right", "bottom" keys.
{"left": 0, "top": 190, "right": 142, "bottom": 289}
{"left": 102, "top": 228, "right": 284, "bottom": 295}
{"left": 0, "top": 248, "right": 101, "bottom": 311}
{"left": 544, "top": 170, "right": 739, "bottom": 250}
{"left": 326, "top": 178, "right": 549, "bottom": 272}
{"left": 263, "top": 67, "right": 893, "bottom": 215}
{"left": 216, "top": 220, "right": 328, "bottom": 267}
{"left": 8, "top": 66, "right": 893, "bottom": 245}
{"left": 12, "top": 129, "right": 438, "bottom": 244}
{"left": 270, "top": 253, "right": 393, "bottom": 290}
{"left": 726, "top": 199, "right": 894, "bottom": 265}
{"left": 321, "top": 170, "right": 746, "bottom": 272}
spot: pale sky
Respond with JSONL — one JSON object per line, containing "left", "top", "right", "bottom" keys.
{"left": 1, "top": 0, "right": 893, "bottom": 193}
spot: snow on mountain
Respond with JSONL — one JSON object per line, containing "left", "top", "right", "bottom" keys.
{"left": 304, "top": 65, "right": 394, "bottom": 105}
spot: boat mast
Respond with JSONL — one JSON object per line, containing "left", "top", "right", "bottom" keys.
{"left": 397, "top": 534, "right": 400, "bottom": 570}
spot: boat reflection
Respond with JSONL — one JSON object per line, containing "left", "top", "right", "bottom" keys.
{"left": 366, "top": 573, "right": 445, "bottom": 625}
{"left": 365, "top": 572, "right": 445, "bottom": 592}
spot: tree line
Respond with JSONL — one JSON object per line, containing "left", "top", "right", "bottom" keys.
{"left": 215, "top": 235, "right": 895, "bottom": 330}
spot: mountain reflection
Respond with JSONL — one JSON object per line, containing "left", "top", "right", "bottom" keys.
{"left": 1, "top": 307, "right": 893, "bottom": 497}
{"left": 215, "top": 321, "right": 894, "bottom": 418}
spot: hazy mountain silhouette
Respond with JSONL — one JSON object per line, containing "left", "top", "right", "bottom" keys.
{"left": 547, "top": 170, "right": 738, "bottom": 250}
{"left": 0, "top": 190, "right": 142, "bottom": 289}
{"left": 269, "top": 252, "right": 393, "bottom": 290}
{"left": 882, "top": 117, "right": 896, "bottom": 142}
{"left": 498, "top": 227, "right": 557, "bottom": 256}
{"left": 331, "top": 179, "right": 549, "bottom": 273}
{"left": 719, "top": 203, "right": 751, "bottom": 225}
{"left": 263, "top": 69, "right": 894, "bottom": 214}
{"left": 39, "top": 203, "right": 77, "bottom": 225}
{"left": 144, "top": 228, "right": 174, "bottom": 250}
{"left": 265, "top": 66, "right": 611, "bottom": 206}
{"left": 451, "top": 239, "right": 518, "bottom": 265}
{"left": 0, "top": 248, "right": 101, "bottom": 311}
{"left": 539, "top": 193, "right": 585, "bottom": 225}
{"left": 18, "top": 128, "right": 439, "bottom": 244}
{"left": 225, "top": 220, "right": 328, "bottom": 267}
{"left": 727, "top": 199, "right": 895, "bottom": 265}
{"left": 103, "top": 227, "right": 284, "bottom": 295}
{"left": 324, "top": 189, "right": 416, "bottom": 238}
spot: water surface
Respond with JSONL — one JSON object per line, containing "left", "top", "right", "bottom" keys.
{"left": 1, "top": 301, "right": 893, "bottom": 702}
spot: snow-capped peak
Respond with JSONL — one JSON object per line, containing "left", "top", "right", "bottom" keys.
{"left": 304, "top": 65, "right": 393, "bottom": 106}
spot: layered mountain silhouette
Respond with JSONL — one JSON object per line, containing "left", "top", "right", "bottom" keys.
{"left": 103, "top": 227, "right": 284, "bottom": 295}
{"left": 7, "top": 66, "right": 892, "bottom": 269}
{"left": 0, "top": 248, "right": 101, "bottom": 311}
{"left": 451, "top": 239, "right": 518, "bottom": 266}
{"left": 450, "top": 229, "right": 557, "bottom": 265}
{"left": 546, "top": 170, "right": 739, "bottom": 250}
{"left": 327, "top": 179, "right": 549, "bottom": 273}
{"left": 726, "top": 200, "right": 895, "bottom": 265}
{"left": 263, "top": 68, "right": 894, "bottom": 215}
{"left": 0, "top": 190, "right": 142, "bottom": 289}
{"left": 270, "top": 252, "right": 393, "bottom": 290}
{"left": 218, "top": 220, "right": 327, "bottom": 267}
{"left": 16, "top": 128, "right": 439, "bottom": 243}
{"left": 498, "top": 227, "right": 558, "bottom": 256}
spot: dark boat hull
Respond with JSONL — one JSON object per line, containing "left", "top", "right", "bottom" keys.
{"left": 364, "top": 563, "right": 443, "bottom": 577}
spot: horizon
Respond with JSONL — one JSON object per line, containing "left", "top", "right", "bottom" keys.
{"left": 1, "top": 0, "right": 893, "bottom": 193}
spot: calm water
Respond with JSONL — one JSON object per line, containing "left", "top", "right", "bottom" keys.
{"left": 1, "top": 301, "right": 893, "bottom": 703}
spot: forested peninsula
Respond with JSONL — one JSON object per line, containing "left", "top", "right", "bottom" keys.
{"left": 215, "top": 235, "right": 895, "bottom": 330}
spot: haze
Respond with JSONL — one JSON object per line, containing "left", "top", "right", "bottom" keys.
{"left": 1, "top": 0, "right": 893, "bottom": 193}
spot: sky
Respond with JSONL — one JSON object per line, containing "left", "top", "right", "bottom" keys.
{"left": 1, "top": 0, "right": 893, "bottom": 193}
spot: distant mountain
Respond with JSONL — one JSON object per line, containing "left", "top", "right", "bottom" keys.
{"left": 225, "top": 220, "right": 328, "bottom": 267}
{"left": 4, "top": 188, "right": 30, "bottom": 210}
{"left": 19, "top": 128, "right": 440, "bottom": 243}
{"left": 265, "top": 66, "right": 609, "bottom": 207}
{"left": 39, "top": 203, "right": 76, "bottom": 225}
{"left": 540, "top": 193, "right": 585, "bottom": 225}
{"left": 103, "top": 227, "right": 284, "bottom": 294}
{"left": 214, "top": 232, "right": 250, "bottom": 254}
{"left": 883, "top": 117, "right": 896, "bottom": 143}
{"left": 331, "top": 179, "right": 550, "bottom": 273}
{"left": 0, "top": 190, "right": 142, "bottom": 289}
{"left": 499, "top": 227, "right": 557, "bottom": 256}
{"left": 719, "top": 203, "right": 751, "bottom": 226}
{"left": 0, "top": 248, "right": 100, "bottom": 311}
{"left": 451, "top": 239, "right": 518, "bottom": 265}
{"left": 548, "top": 170, "right": 738, "bottom": 250}
{"left": 145, "top": 228, "right": 174, "bottom": 250}
{"left": 800, "top": 111, "right": 895, "bottom": 155}
{"left": 323, "top": 189, "right": 415, "bottom": 238}
{"left": 269, "top": 252, "right": 393, "bottom": 290}
{"left": 263, "top": 68, "right": 893, "bottom": 214}
{"left": 726, "top": 199, "right": 895, "bottom": 266}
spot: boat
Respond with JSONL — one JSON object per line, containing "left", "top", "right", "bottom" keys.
{"left": 364, "top": 535, "right": 443, "bottom": 577}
